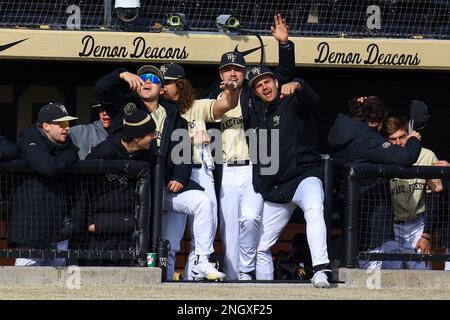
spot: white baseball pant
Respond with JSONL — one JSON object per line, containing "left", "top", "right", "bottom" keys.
{"left": 256, "top": 177, "right": 330, "bottom": 280}
{"left": 162, "top": 165, "right": 217, "bottom": 280}
{"left": 15, "top": 239, "right": 68, "bottom": 266}
{"left": 382, "top": 215, "right": 431, "bottom": 270}
{"left": 358, "top": 240, "right": 399, "bottom": 270}
{"left": 220, "top": 164, "right": 263, "bottom": 279}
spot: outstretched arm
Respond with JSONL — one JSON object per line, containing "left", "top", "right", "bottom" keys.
{"left": 212, "top": 80, "right": 240, "bottom": 120}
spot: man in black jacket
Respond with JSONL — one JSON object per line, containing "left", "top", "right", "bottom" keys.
{"left": 95, "top": 67, "right": 225, "bottom": 280}
{"left": 12, "top": 103, "right": 79, "bottom": 266}
{"left": 204, "top": 14, "right": 296, "bottom": 281}
{"left": 328, "top": 96, "right": 422, "bottom": 269}
{"left": 86, "top": 109, "right": 156, "bottom": 260}
{"left": 247, "top": 66, "right": 331, "bottom": 288}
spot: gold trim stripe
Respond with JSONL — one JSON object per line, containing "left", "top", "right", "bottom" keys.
{"left": 124, "top": 114, "right": 151, "bottom": 126}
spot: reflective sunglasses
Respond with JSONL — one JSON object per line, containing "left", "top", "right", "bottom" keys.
{"left": 51, "top": 121, "right": 70, "bottom": 129}
{"left": 139, "top": 73, "right": 162, "bottom": 85}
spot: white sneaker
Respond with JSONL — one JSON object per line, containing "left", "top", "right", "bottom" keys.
{"left": 311, "top": 270, "right": 331, "bottom": 288}
{"left": 191, "top": 261, "right": 226, "bottom": 281}
{"left": 238, "top": 272, "right": 253, "bottom": 281}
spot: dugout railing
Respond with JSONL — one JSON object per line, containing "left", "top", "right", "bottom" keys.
{"left": 338, "top": 162, "right": 450, "bottom": 268}
{"left": 0, "top": 159, "right": 157, "bottom": 267}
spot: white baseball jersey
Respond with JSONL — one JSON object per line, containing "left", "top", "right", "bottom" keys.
{"left": 390, "top": 147, "right": 437, "bottom": 222}
{"left": 181, "top": 98, "right": 220, "bottom": 164}
{"left": 217, "top": 91, "right": 249, "bottom": 163}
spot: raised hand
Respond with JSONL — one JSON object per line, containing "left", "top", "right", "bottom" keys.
{"left": 271, "top": 14, "right": 288, "bottom": 45}
{"left": 119, "top": 71, "right": 145, "bottom": 92}
{"left": 408, "top": 130, "right": 421, "bottom": 142}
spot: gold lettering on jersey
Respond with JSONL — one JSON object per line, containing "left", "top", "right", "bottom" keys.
{"left": 221, "top": 116, "right": 243, "bottom": 130}
{"left": 391, "top": 180, "right": 424, "bottom": 196}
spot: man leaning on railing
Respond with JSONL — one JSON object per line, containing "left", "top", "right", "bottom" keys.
{"left": 10, "top": 103, "right": 79, "bottom": 266}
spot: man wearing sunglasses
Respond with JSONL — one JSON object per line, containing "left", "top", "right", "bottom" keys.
{"left": 11, "top": 103, "right": 79, "bottom": 266}
{"left": 95, "top": 66, "right": 226, "bottom": 280}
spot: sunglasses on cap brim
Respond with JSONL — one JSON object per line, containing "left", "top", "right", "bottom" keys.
{"left": 139, "top": 73, "right": 163, "bottom": 86}
{"left": 50, "top": 121, "right": 70, "bottom": 129}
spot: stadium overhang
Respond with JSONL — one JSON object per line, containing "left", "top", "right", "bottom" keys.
{"left": 1, "top": 29, "right": 450, "bottom": 70}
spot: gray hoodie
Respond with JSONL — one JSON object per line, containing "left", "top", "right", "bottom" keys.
{"left": 69, "top": 120, "right": 109, "bottom": 159}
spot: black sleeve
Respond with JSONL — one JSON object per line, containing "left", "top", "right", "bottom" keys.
{"left": 363, "top": 137, "right": 421, "bottom": 166}
{"left": 274, "top": 41, "right": 296, "bottom": 85}
{"left": 0, "top": 135, "right": 18, "bottom": 161}
{"left": 95, "top": 68, "right": 131, "bottom": 122}
{"left": 86, "top": 140, "right": 116, "bottom": 160}
{"left": 18, "top": 137, "right": 79, "bottom": 176}
{"left": 293, "top": 78, "right": 320, "bottom": 114}
{"left": 168, "top": 115, "right": 192, "bottom": 186}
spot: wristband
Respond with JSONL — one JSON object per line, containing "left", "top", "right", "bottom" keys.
{"left": 421, "top": 235, "right": 431, "bottom": 241}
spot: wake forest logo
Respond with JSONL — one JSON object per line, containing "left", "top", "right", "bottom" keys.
{"left": 79, "top": 35, "right": 189, "bottom": 60}
{"left": 160, "top": 65, "right": 168, "bottom": 75}
{"left": 314, "top": 42, "right": 421, "bottom": 67}
{"left": 123, "top": 102, "right": 137, "bottom": 115}
{"left": 272, "top": 115, "right": 280, "bottom": 126}
{"left": 226, "top": 52, "right": 237, "bottom": 62}
{"left": 250, "top": 66, "right": 261, "bottom": 76}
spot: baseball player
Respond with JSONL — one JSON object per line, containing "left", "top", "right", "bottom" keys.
{"left": 380, "top": 116, "right": 442, "bottom": 269}
{"left": 204, "top": 14, "right": 297, "bottom": 280}
{"left": 95, "top": 65, "right": 225, "bottom": 280}
{"left": 247, "top": 66, "right": 331, "bottom": 288}
{"left": 158, "top": 63, "right": 240, "bottom": 280}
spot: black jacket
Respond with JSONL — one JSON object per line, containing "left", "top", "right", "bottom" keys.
{"left": 95, "top": 68, "right": 201, "bottom": 192}
{"left": 18, "top": 124, "right": 79, "bottom": 176}
{"left": 327, "top": 114, "right": 421, "bottom": 165}
{"left": 9, "top": 124, "right": 79, "bottom": 248}
{"left": 84, "top": 134, "right": 150, "bottom": 251}
{"left": 250, "top": 79, "right": 323, "bottom": 204}
{"left": 0, "top": 135, "right": 18, "bottom": 161}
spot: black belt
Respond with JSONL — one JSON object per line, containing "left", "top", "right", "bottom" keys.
{"left": 192, "top": 164, "right": 202, "bottom": 168}
{"left": 225, "top": 160, "right": 250, "bottom": 166}
{"left": 394, "top": 212, "right": 424, "bottom": 224}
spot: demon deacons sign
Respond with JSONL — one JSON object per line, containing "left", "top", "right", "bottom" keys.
{"left": 78, "top": 35, "right": 189, "bottom": 60}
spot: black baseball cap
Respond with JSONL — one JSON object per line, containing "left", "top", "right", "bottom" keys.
{"left": 247, "top": 65, "right": 274, "bottom": 87}
{"left": 136, "top": 65, "right": 165, "bottom": 86}
{"left": 122, "top": 109, "right": 156, "bottom": 139}
{"left": 219, "top": 51, "right": 245, "bottom": 69}
{"left": 38, "top": 103, "right": 78, "bottom": 124}
{"left": 160, "top": 63, "right": 185, "bottom": 80}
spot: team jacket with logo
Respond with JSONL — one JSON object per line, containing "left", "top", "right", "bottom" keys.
{"left": 250, "top": 79, "right": 323, "bottom": 204}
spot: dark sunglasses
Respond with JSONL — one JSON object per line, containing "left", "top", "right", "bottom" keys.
{"left": 139, "top": 73, "right": 162, "bottom": 85}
